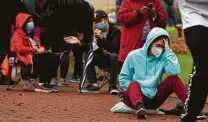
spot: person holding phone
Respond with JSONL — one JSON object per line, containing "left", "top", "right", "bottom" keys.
{"left": 117, "top": 0, "right": 167, "bottom": 68}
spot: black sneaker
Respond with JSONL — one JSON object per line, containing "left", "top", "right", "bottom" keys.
{"left": 160, "top": 102, "right": 207, "bottom": 120}
{"left": 81, "top": 84, "right": 99, "bottom": 93}
{"left": 109, "top": 86, "right": 119, "bottom": 95}
{"left": 135, "top": 103, "right": 147, "bottom": 119}
{"left": 197, "top": 112, "right": 207, "bottom": 120}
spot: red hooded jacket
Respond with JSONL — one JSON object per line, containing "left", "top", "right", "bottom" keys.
{"left": 11, "top": 13, "right": 40, "bottom": 65}
{"left": 118, "top": 0, "right": 167, "bottom": 62}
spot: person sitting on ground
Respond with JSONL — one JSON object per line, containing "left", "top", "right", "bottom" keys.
{"left": 64, "top": 10, "right": 121, "bottom": 95}
{"left": 11, "top": 13, "right": 60, "bottom": 93}
{"left": 119, "top": 27, "right": 187, "bottom": 119}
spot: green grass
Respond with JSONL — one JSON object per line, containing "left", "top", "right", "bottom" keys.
{"left": 166, "top": 26, "right": 185, "bottom": 38}
{"left": 176, "top": 54, "right": 193, "bottom": 85}
{"left": 166, "top": 26, "right": 179, "bottom": 38}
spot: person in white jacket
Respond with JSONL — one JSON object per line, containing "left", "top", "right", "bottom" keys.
{"left": 178, "top": 0, "right": 208, "bottom": 122}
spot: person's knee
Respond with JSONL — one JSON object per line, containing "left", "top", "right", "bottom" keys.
{"left": 166, "top": 75, "right": 181, "bottom": 84}
{"left": 61, "top": 52, "right": 69, "bottom": 61}
{"left": 129, "top": 81, "right": 140, "bottom": 87}
{"left": 110, "top": 53, "right": 118, "bottom": 61}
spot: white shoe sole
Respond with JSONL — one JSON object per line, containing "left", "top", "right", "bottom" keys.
{"left": 110, "top": 90, "right": 119, "bottom": 95}
{"left": 81, "top": 89, "right": 100, "bottom": 94}
{"left": 70, "top": 80, "right": 80, "bottom": 83}
{"left": 197, "top": 115, "right": 207, "bottom": 120}
{"left": 57, "top": 84, "right": 69, "bottom": 87}
{"left": 35, "top": 89, "right": 53, "bottom": 93}
{"left": 135, "top": 108, "right": 147, "bottom": 117}
{"left": 50, "top": 83, "right": 58, "bottom": 86}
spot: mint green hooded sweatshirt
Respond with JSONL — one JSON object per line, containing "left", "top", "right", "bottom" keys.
{"left": 119, "top": 27, "right": 181, "bottom": 99}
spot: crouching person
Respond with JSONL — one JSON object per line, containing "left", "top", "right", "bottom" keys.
{"left": 119, "top": 27, "right": 187, "bottom": 119}
{"left": 11, "top": 13, "right": 60, "bottom": 93}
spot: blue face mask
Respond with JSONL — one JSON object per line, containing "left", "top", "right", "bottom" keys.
{"left": 96, "top": 21, "right": 106, "bottom": 31}
{"left": 27, "top": 22, "right": 34, "bottom": 31}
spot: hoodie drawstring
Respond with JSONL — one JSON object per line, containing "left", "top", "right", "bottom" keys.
{"left": 145, "top": 58, "right": 147, "bottom": 76}
{"left": 145, "top": 58, "right": 157, "bottom": 76}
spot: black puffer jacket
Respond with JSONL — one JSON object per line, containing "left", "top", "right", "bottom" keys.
{"left": 42, "top": 0, "right": 94, "bottom": 51}
{"left": 96, "top": 24, "right": 121, "bottom": 54}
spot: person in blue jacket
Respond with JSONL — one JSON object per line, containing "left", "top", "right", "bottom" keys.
{"left": 119, "top": 27, "right": 187, "bottom": 119}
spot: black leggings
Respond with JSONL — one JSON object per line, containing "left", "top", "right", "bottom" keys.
{"left": 181, "top": 25, "right": 208, "bottom": 122}
{"left": 32, "top": 53, "right": 60, "bottom": 86}
{"left": 59, "top": 52, "right": 70, "bottom": 78}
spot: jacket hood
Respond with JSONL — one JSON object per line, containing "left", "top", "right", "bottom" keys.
{"left": 15, "top": 13, "right": 31, "bottom": 29}
{"left": 142, "top": 27, "right": 170, "bottom": 55}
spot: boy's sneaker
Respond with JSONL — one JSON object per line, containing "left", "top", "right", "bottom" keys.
{"left": 197, "top": 112, "right": 207, "bottom": 120}
{"left": 135, "top": 103, "right": 147, "bottom": 119}
{"left": 70, "top": 76, "right": 81, "bottom": 83}
{"left": 109, "top": 86, "right": 119, "bottom": 95}
{"left": 58, "top": 79, "right": 69, "bottom": 86}
{"left": 35, "top": 85, "right": 54, "bottom": 93}
{"left": 50, "top": 78, "right": 57, "bottom": 86}
{"left": 81, "top": 84, "right": 100, "bottom": 93}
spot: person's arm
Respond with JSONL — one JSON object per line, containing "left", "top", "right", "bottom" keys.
{"left": 163, "top": 49, "right": 181, "bottom": 75}
{"left": 162, "top": 39, "right": 181, "bottom": 75}
{"left": 117, "top": 0, "right": 142, "bottom": 27}
{"left": 13, "top": 35, "right": 37, "bottom": 55}
{"left": 97, "top": 30, "right": 121, "bottom": 53}
{"left": 119, "top": 53, "right": 134, "bottom": 91}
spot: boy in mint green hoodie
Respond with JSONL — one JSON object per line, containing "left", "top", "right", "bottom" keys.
{"left": 119, "top": 27, "right": 187, "bottom": 119}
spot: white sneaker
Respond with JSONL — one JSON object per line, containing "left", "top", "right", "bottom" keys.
{"left": 34, "top": 85, "right": 54, "bottom": 93}
{"left": 70, "top": 76, "right": 81, "bottom": 83}
{"left": 50, "top": 78, "right": 57, "bottom": 86}
{"left": 58, "top": 79, "right": 69, "bottom": 86}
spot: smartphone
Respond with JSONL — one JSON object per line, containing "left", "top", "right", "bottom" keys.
{"left": 147, "top": 3, "right": 153, "bottom": 10}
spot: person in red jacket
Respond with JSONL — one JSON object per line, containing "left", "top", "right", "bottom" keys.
{"left": 117, "top": 0, "right": 167, "bottom": 66}
{"left": 11, "top": 13, "right": 60, "bottom": 93}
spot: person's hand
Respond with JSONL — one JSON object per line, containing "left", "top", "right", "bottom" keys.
{"left": 63, "top": 36, "right": 81, "bottom": 45}
{"left": 76, "top": 32, "right": 83, "bottom": 41}
{"left": 147, "top": 8, "right": 157, "bottom": 20}
{"left": 102, "top": 48, "right": 110, "bottom": 56}
{"left": 94, "top": 29, "right": 104, "bottom": 39}
{"left": 163, "top": 38, "right": 170, "bottom": 50}
{"left": 139, "top": 6, "right": 149, "bottom": 14}
{"left": 36, "top": 47, "right": 45, "bottom": 54}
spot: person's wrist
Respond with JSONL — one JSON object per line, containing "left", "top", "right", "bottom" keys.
{"left": 164, "top": 46, "right": 170, "bottom": 51}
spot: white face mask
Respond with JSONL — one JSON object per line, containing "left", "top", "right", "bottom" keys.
{"left": 151, "top": 47, "right": 163, "bottom": 58}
